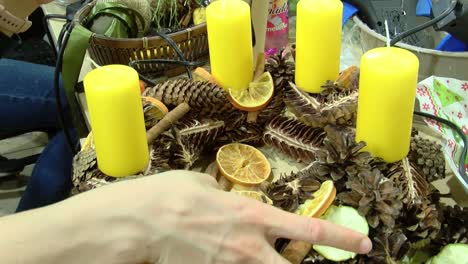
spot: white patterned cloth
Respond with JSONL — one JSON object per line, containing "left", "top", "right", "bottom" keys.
{"left": 417, "top": 76, "right": 468, "bottom": 190}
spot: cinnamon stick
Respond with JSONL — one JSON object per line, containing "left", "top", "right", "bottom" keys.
{"left": 146, "top": 103, "right": 190, "bottom": 144}
{"left": 281, "top": 240, "right": 312, "bottom": 264}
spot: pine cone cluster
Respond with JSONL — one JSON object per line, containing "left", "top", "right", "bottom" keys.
{"left": 263, "top": 170, "right": 321, "bottom": 212}
{"left": 143, "top": 79, "right": 234, "bottom": 117}
{"left": 409, "top": 134, "right": 445, "bottom": 182}
{"left": 70, "top": 50, "right": 468, "bottom": 264}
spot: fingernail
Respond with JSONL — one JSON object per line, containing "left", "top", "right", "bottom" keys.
{"left": 359, "top": 238, "right": 372, "bottom": 253}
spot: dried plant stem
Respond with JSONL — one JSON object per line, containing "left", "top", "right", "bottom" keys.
{"left": 146, "top": 103, "right": 191, "bottom": 144}
{"left": 281, "top": 240, "right": 312, "bottom": 264}
{"left": 246, "top": 53, "right": 266, "bottom": 123}
{"left": 254, "top": 52, "right": 265, "bottom": 81}
{"left": 205, "top": 161, "right": 220, "bottom": 181}
{"left": 247, "top": 111, "right": 260, "bottom": 123}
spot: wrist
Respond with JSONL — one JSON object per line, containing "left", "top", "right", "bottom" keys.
{"left": 0, "top": 27, "right": 12, "bottom": 37}
{"left": 53, "top": 189, "right": 162, "bottom": 263}
{"left": 0, "top": 0, "right": 38, "bottom": 19}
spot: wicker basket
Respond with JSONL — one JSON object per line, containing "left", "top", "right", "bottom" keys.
{"left": 74, "top": 1, "right": 209, "bottom": 77}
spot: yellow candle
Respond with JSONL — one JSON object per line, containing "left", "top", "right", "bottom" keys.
{"left": 206, "top": 0, "right": 254, "bottom": 91}
{"left": 295, "top": 0, "right": 342, "bottom": 93}
{"left": 84, "top": 65, "right": 149, "bottom": 177}
{"left": 356, "top": 47, "right": 419, "bottom": 163}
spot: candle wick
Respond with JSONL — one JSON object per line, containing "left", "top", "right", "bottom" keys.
{"left": 385, "top": 20, "right": 391, "bottom": 47}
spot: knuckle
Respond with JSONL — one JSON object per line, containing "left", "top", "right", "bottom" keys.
{"left": 307, "top": 221, "right": 324, "bottom": 243}
{"left": 228, "top": 236, "right": 264, "bottom": 261}
{"left": 233, "top": 200, "right": 264, "bottom": 226}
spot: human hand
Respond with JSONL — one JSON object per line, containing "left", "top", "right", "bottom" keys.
{"left": 55, "top": 171, "right": 372, "bottom": 264}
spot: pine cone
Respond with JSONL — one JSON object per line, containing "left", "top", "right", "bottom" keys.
{"left": 266, "top": 47, "right": 295, "bottom": 92}
{"left": 388, "top": 158, "right": 431, "bottom": 207}
{"left": 167, "top": 117, "right": 225, "bottom": 169}
{"left": 284, "top": 82, "right": 358, "bottom": 128}
{"left": 257, "top": 91, "right": 286, "bottom": 126}
{"left": 308, "top": 125, "right": 374, "bottom": 184}
{"left": 263, "top": 116, "right": 325, "bottom": 163}
{"left": 366, "top": 230, "right": 410, "bottom": 263}
{"left": 215, "top": 123, "right": 264, "bottom": 148}
{"left": 408, "top": 134, "right": 445, "bottom": 182}
{"left": 144, "top": 137, "right": 173, "bottom": 175}
{"left": 209, "top": 111, "right": 247, "bottom": 132}
{"left": 71, "top": 148, "right": 115, "bottom": 194}
{"left": 338, "top": 168, "right": 403, "bottom": 230}
{"left": 431, "top": 205, "right": 468, "bottom": 251}
{"left": 143, "top": 79, "right": 234, "bottom": 116}
{"left": 72, "top": 147, "right": 97, "bottom": 184}
{"left": 263, "top": 170, "right": 321, "bottom": 212}
{"left": 302, "top": 250, "right": 327, "bottom": 264}
{"left": 400, "top": 200, "right": 441, "bottom": 249}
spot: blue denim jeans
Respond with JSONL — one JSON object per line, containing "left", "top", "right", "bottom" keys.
{"left": 0, "top": 59, "right": 77, "bottom": 212}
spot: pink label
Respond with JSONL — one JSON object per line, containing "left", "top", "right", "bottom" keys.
{"left": 266, "top": 0, "right": 288, "bottom": 52}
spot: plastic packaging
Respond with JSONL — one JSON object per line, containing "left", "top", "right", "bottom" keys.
{"left": 266, "top": 0, "right": 289, "bottom": 56}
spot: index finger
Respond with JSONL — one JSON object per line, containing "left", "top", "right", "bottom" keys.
{"left": 260, "top": 204, "right": 372, "bottom": 254}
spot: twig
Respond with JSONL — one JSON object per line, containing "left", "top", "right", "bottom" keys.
{"left": 146, "top": 103, "right": 191, "bottom": 144}
{"left": 205, "top": 161, "right": 220, "bottom": 181}
{"left": 247, "top": 111, "right": 260, "bottom": 123}
{"left": 254, "top": 52, "right": 265, "bottom": 81}
{"left": 247, "top": 53, "right": 266, "bottom": 123}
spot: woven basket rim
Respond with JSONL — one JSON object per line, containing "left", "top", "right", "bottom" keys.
{"left": 74, "top": 0, "right": 207, "bottom": 43}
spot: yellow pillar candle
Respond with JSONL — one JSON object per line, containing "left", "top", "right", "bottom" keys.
{"left": 356, "top": 47, "right": 419, "bottom": 163}
{"left": 295, "top": 0, "right": 343, "bottom": 93}
{"left": 206, "top": 0, "right": 254, "bottom": 91}
{"left": 84, "top": 65, "right": 149, "bottom": 177}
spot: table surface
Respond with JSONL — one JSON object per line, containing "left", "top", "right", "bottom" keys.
{"left": 41, "top": 2, "right": 468, "bottom": 206}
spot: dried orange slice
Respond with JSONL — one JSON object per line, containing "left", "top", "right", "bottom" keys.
{"left": 295, "top": 180, "right": 336, "bottom": 218}
{"left": 142, "top": 96, "right": 169, "bottom": 124}
{"left": 216, "top": 143, "right": 271, "bottom": 186}
{"left": 232, "top": 190, "right": 273, "bottom": 205}
{"left": 139, "top": 80, "right": 146, "bottom": 94}
{"left": 193, "top": 67, "right": 217, "bottom": 84}
{"left": 228, "top": 72, "right": 274, "bottom": 112}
